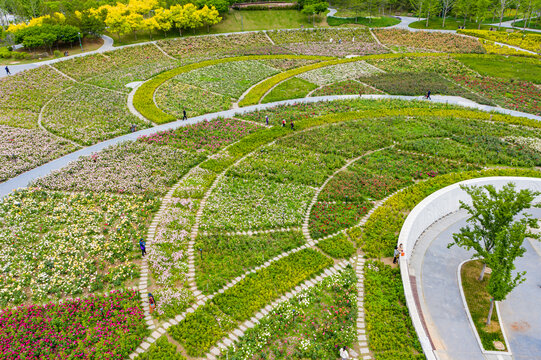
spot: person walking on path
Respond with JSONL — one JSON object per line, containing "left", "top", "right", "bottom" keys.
{"left": 426, "top": 90, "right": 431, "bottom": 100}
{"left": 340, "top": 346, "right": 350, "bottom": 360}
{"left": 139, "top": 238, "right": 146, "bottom": 257}
{"left": 148, "top": 293, "right": 156, "bottom": 314}
{"left": 393, "top": 245, "right": 400, "bottom": 264}
{"left": 282, "top": 119, "right": 286, "bottom": 127}
{"left": 265, "top": 115, "right": 269, "bottom": 126}
{"left": 290, "top": 120, "right": 294, "bottom": 130}
{"left": 5, "top": 66, "right": 10, "bottom": 75}
{"left": 182, "top": 109, "right": 187, "bottom": 120}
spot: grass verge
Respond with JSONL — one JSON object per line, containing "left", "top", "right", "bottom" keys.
{"left": 461, "top": 260, "right": 507, "bottom": 351}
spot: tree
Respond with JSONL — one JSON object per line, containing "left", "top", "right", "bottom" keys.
{"left": 423, "top": 0, "right": 440, "bottom": 27}
{"left": 142, "top": 15, "right": 159, "bottom": 39}
{"left": 449, "top": 183, "right": 539, "bottom": 281}
{"left": 153, "top": 7, "right": 172, "bottom": 37}
{"left": 441, "top": 0, "right": 456, "bottom": 27}
{"left": 182, "top": 3, "right": 201, "bottom": 34}
{"left": 104, "top": 4, "right": 131, "bottom": 40}
{"left": 472, "top": 0, "right": 492, "bottom": 28}
{"left": 450, "top": 183, "right": 540, "bottom": 325}
{"left": 125, "top": 11, "right": 143, "bottom": 40}
{"left": 198, "top": 5, "right": 221, "bottom": 33}
{"left": 454, "top": 0, "right": 474, "bottom": 26}
{"left": 484, "top": 223, "right": 528, "bottom": 325}
{"left": 169, "top": 4, "right": 186, "bottom": 36}
{"left": 498, "top": 0, "right": 513, "bottom": 29}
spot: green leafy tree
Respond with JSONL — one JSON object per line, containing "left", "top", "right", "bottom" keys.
{"left": 450, "top": 183, "right": 540, "bottom": 325}
{"left": 449, "top": 183, "right": 539, "bottom": 281}
{"left": 484, "top": 223, "right": 529, "bottom": 325}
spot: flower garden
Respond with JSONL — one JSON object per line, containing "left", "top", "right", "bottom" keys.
{"left": 1, "top": 24, "right": 541, "bottom": 360}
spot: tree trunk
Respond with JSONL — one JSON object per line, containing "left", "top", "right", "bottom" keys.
{"left": 134, "top": 31, "right": 137, "bottom": 40}
{"left": 426, "top": 8, "right": 430, "bottom": 27}
{"left": 479, "top": 262, "right": 487, "bottom": 281}
{"left": 443, "top": 12, "right": 447, "bottom": 27}
{"left": 486, "top": 298, "right": 494, "bottom": 325}
{"left": 463, "top": 14, "right": 467, "bottom": 27}
{"left": 179, "top": 28, "right": 182, "bottom": 37}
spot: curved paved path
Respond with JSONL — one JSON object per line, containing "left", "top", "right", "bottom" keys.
{"left": 1, "top": 35, "right": 115, "bottom": 78}
{"left": 2, "top": 94, "right": 541, "bottom": 199}
{"left": 411, "top": 208, "right": 541, "bottom": 360}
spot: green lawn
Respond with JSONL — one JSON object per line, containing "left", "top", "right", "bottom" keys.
{"left": 409, "top": 17, "right": 492, "bottom": 30}
{"left": 327, "top": 15, "right": 400, "bottom": 27}
{"left": 461, "top": 260, "right": 506, "bottom": 352}
{"left": 262, "top": 77, "right": 318, "bottom": 103}
{"left": 513, "top": 19, "right": 541, "bottom": 30}
{"left": 455, "top": 54, "right": 541, "bottom": 83}
{"left": 110, "top": 9, "right": 327, "bottom": 46}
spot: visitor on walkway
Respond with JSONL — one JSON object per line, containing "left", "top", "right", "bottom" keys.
{"left": 426, "top": 90, "right": 431, "bottom": 100}
{"left": 130, "top": 124, "right": 137, "bottom": 133}
{"left": 393, "top": 245, "right": 400, "bottom": 264}
{"left": 282, "top": 119, "right": 286, "bottom": 127}
{"left": 148, "top": 293, "right": 156, "bottom": 314}
{"left": 340, "top": 346, "right": 350, "bottom": 360}
{"left": 265, "top": 115, "right": 269, "bottom": 126}
{"left": 183, "top": 109, "right": 187, "bottom": 120}
{"left": 5, "top": 66, "right": 10, "bottom": 75}
{"left": 139, "top": 238, "right": 146, "bottom": 256}
{"left": 338, "top": 38, "right": 342, "bottom": 44}
{"left": 290, "top": 120, "right": 294, "bottom": 130}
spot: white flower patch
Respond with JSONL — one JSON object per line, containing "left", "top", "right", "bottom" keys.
{"left": 201, "top": 176, "right": 315, "bottom": 231}
{"left": 297, "top": 61, "right": 384, "bottom": 86}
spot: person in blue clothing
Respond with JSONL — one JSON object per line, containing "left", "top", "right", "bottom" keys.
{"left": 426, "top": 90, "right": 431, "bottom": 100}
{"left": 5, "top": 66, "right": 10, "bottom": 75}
{"left": 139, "top": 238, "right": 146, "bottom": 256}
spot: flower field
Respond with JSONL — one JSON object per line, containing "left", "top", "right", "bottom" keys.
{"left": 0, "top": 66, "right": 72, "bottom": 128}
{"left": 0, "top": 189, "right": 158, "bottom": 305}
{"left": 228, "top": 143, "right": 345, "bottom": 186}
{"left": 157, "top": 32, "right": 272, "bottom": 59}
{"left": 268, "top": 28, "right": 374, "bottom": 44}
{"left": 173, "top": 60, "right": 279, "bottom": 99}
{"left": 0, "top": 126, "right": 79, "bottom": 183}
{"left": 201, "top": 176, "right": 315, "bottom": 231}
{"left": 41, "top": 84, "right": 150, "bottom": 145}
{"left": 281, "top": 41, "right": 388, "bottom": 57}
{"left": 195, "top": 231, "right": 305, "bottom": 293}
{"left": 374, "top": 29, "right": 485, "bottom": 53}
{"left": 452, "top": 75, "right": 541, "bottom": 115}
{"left": 33, "top": 141, "right": 204, "bottom": 195}
{"left": 2, "top": 23, "right": 541, "bottom": 360}
{"left": 53, "top": 44, "right": 174, "bottom": 82}
{"left": 297, "top": 61, "right": 383, "bottom": 86}
{"left": 138, "top": 118, "right": 261, "bottom": 153}
{"left": 156, "top": 80, "right": 232, "bottom": 118}
{"left": 218, "top": 267, "right": 358, "bottom": 359}
{"left": 150, "top": 198, "right": 197, "bottom": 319}
{"left": 365, "top": 55, "right": 476, "bottom": 76}
{"left": 0, "top": 289, "right": 148, "bottom": 359}
{"left": 362, "top": 72, "right": 493, "bottom": 104}
{"left": 457, "top": 29, "right": 541, "bottom": 53}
